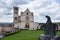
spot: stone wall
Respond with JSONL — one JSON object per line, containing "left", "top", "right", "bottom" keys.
{"left": 0, "top": 27, "right": 2, "bottom": 34}
{"left": 58, "top": 26, "right": 60, "bottom": 30}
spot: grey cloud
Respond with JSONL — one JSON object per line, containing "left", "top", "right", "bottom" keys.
{"left": 0, "top": 0, "right": 31, "bottom": 15}
{"left": 13, "top": 0, "right": 31, "bottom": 6}
{"left": 33, "top": 1, "right": 52, "bottom": 10}
{"left": 40, "top": 13, "right": 47, "bottom": 16}
{"left": 4, "top": 13, "right": 12, "bottom": 15}
{"left": 53, "top": 15, "right": 60, "bottom": 20}
{"left": 0, "top": 14, "right": 4, "bottom": 18}
{"left": 40, "top": 1, "right": 52, "bottom": 8}
{"left": 30, "top": 0, "right": 34, "bottom": 1}
{"left": 55, "top": 17, "right": 60, "bottom": 20}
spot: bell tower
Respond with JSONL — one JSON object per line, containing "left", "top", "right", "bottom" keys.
{"left": 13, "top": 7, "right": 19, "bottom": 23}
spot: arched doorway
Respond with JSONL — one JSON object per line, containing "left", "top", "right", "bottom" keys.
{"left": 25, "top": 23, "right": 29, "bottom": 28}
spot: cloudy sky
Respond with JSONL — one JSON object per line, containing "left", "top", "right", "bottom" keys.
{"left": 0, "top": 0, "right": 60, "bottom": 23}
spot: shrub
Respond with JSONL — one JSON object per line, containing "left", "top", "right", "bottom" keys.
{"left": 5, "top": 30, "right": 20, "bottom": 36}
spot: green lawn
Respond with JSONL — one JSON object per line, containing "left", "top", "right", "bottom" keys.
{"left": 1, "top": 30, "right": 60, "bottom": 40}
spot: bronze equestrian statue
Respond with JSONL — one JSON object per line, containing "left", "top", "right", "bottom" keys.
{"left": 40, "top": 15, "right": 58, "bottom": 37}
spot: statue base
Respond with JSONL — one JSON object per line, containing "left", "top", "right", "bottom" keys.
{"left": 39, "top": 34, "right": 59, "bottom": 40}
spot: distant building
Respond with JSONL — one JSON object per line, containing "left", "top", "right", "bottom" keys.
{"left": 0, "top": 23, "right": 14, "bottom": 34}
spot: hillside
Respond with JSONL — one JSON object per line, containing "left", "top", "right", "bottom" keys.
{"left": 0, "top": 30, "right": 60, "bottom": 40}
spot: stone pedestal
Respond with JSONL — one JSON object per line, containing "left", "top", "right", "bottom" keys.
{"left": 39, "top": 34, "right": 59, "bottom": 40}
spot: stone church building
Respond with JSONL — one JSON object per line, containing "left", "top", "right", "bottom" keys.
{"left": 13, "top": 7, "right": 39, "bottom": 30}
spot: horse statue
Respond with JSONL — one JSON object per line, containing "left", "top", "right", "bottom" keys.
{"left": 40, "top": 15, "right": 58, "bottom": 37}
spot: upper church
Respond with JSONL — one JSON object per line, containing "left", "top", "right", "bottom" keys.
{"left": 13, "top": 7, "right": 39, "bottom": 30}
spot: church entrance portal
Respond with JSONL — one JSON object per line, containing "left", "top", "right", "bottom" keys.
{"left": 25, "top": 23, "right": 29, "bottom": 28}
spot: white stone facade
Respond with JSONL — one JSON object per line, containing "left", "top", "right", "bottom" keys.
{"left": 13, "top": 7, "right": 39, "bottom": 30}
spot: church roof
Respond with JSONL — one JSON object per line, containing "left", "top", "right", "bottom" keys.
{"left": 26, "top": 8, "right": 29, "bottom": 11}
{"left": 24, "top": 8, "right": 31, "bottom": 12}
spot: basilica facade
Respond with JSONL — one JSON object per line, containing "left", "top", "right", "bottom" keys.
{"left": 13, "top": 7, "right": 39, "bottom": 30}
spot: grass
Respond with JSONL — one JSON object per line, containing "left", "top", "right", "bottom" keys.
{"left": 0, "top": 30, "right": 60, "bottom": 40}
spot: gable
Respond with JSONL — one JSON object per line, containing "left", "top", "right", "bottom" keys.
{"left": 21, "top": 9, "right": 33, "bottom": 16}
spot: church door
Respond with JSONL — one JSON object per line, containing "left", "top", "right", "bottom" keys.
{"left": 25, "top": 23, "right": 29, "bottom": 28}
